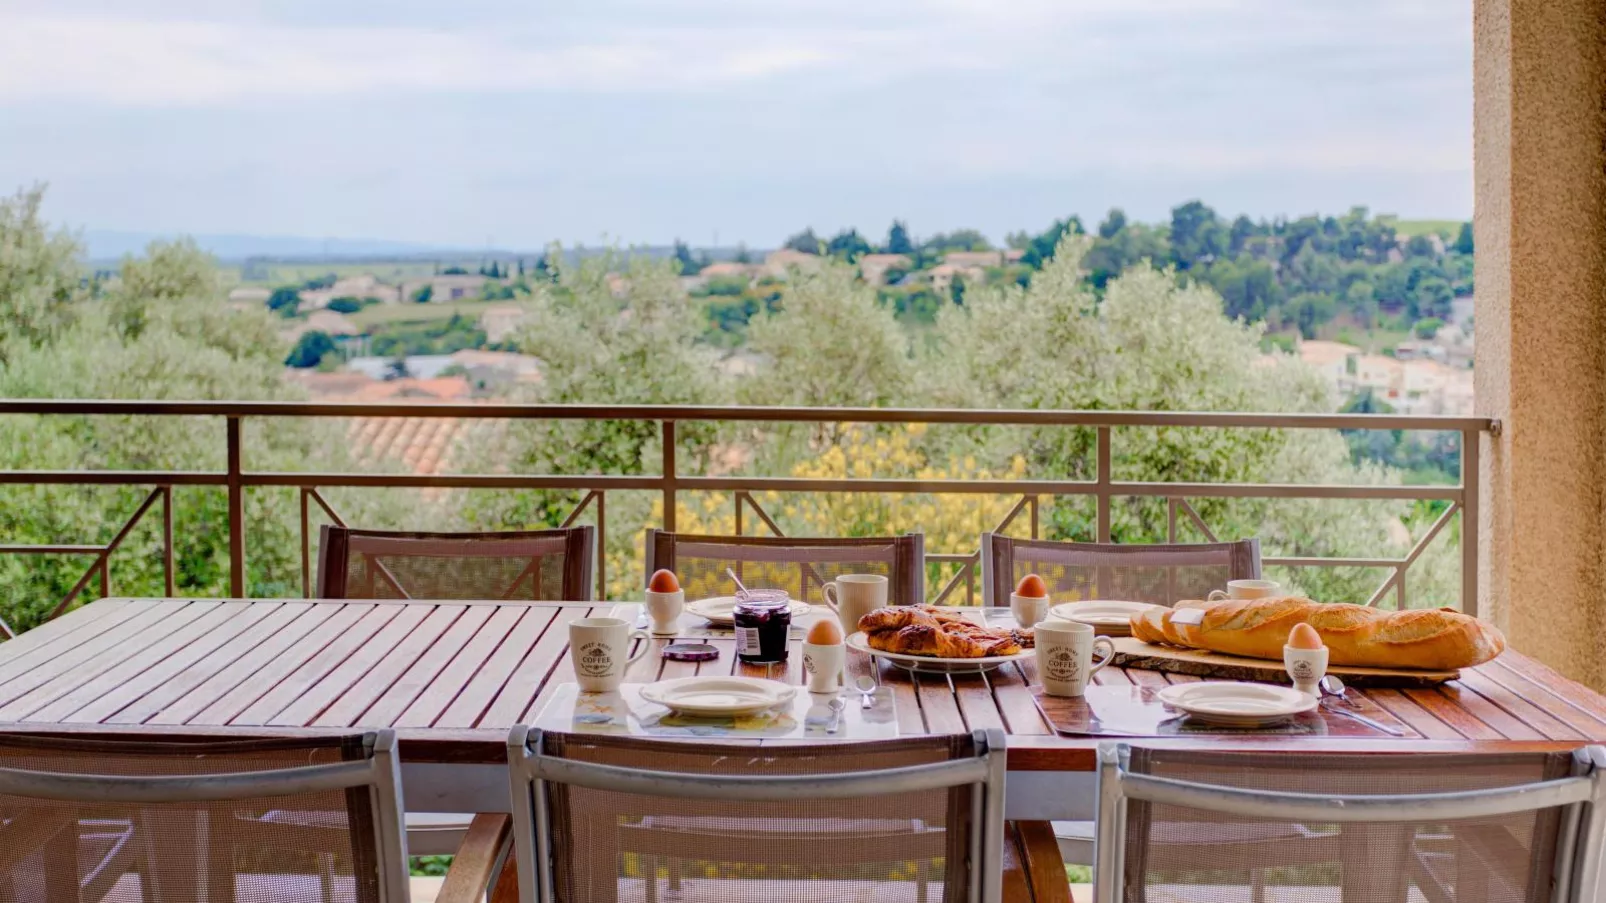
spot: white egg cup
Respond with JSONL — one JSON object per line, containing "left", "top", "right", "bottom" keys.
{"left": 1283, "top": 644, "right": 1329, "bottom": 699}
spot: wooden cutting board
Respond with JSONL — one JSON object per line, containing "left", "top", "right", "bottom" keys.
{"left": 1109, "top": 636, "right": 1459, "bottom": 687}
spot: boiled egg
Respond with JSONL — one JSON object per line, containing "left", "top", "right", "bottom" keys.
{"left": 806, "top": 617, "right": 843, "bottom": 645}
{"left": 647, "top": 569, "right": 680, "bottom": 593}
{"left": 1287, "top": 622, "right": 1324, "bottom": 650}
{"left": 1015, "top": 573, "right": 1048, "bottom": 598}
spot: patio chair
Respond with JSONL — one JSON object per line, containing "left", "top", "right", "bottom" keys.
{"left": 979, "top": 535, "right": 1261, "bottom": 608}
{"left": 644, "top": 529, "right": 926, "bottom": 606}
{"left": 0, "top": 729, "right": 507, "bottom": 903}
{"left": 317, "top": 524, "right": 596, "bottom": 602}
{"left": 506, "top": 726, "right": 1008, "bottom": 903}
{"left": 1092, "top": 742, "right": 1606, "bottom": 903}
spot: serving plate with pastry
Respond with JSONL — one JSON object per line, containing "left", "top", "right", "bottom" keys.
{"left": 1118, "top": 596, "right": 1506, "bottom": 687}
{"left": 848, "top": 605, "right": 1035, "bottom": 673}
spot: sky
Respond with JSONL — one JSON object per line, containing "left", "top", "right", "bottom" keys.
{"left": 0, "top": 0, "right": 1472, "bottom": 251}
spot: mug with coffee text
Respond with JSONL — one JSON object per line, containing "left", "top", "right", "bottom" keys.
{"left": 570, "top": 617, "right": 650, "bottom": 693}
{"left": 1036, "top": 620, "right": 1115, "bottom": 697}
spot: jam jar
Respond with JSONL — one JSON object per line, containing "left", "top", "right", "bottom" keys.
{"left": 733, "top": 590, "right": 791, "bottom": 664}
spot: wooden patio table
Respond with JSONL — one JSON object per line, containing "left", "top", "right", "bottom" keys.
{"left": 0, "top": 597, "right": 1600, "bottom": 824}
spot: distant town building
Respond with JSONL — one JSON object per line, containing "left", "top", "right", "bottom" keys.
{"left": 942, "top": 250, "right": 1006, "bottom": 268}
{"left": 762, "top": 249, "right": 824, "bottom": 277}
{"left": 228, "top": 286, "right": 272, "bottom": 304}
{"left": 1293, "top": 338, "right": 1473, "bottom": 416}
{"left": 399, "top": 274, "right": 490, "bottom": 303}
{"left": 299, "top": 274, "right": 400, "bottom": 310}
{"left": 479, "top": 304, "right": 531, "bottom": 343}
{"left": 928, "top": 263, "right": 986, "bottom": 291}
{"left": 858, "top": 254, "right": 912, "bottom": 286}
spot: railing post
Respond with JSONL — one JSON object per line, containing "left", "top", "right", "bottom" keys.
{"left": 1462, "top": 427, "right": 1480, "bottom": 616}
{"left": 661, "top": 421, "right": 677, "bottom": 532}
{"left": 1096, "top": 427, "right": 1112, "bottom": 542}
{"left": 226, "top": 416, "right": 246, "bottom": 598}
{"left": 162, "top": 486, "right": 175, "bottom": 597}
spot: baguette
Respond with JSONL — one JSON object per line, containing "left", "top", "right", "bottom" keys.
{"left": 1131, "top": 597, "right": 1504, "bottom": 670}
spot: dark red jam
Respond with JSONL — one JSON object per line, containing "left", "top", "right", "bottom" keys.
{"left": 733, "top": 592, "right": 791, "bottom": 664}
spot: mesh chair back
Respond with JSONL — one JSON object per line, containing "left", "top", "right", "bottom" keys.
{"left": 645, "top": 530, "right": 926, "bottom": 606}
{"left": 318, "top": 524, "right": 595, "bottom": 601}
{"left": 509, "top": 727, "right": 1006, "bottom": 903}
{"left": 1097, "top": 744, "right": 1600, "bottom": 903}
{"left": 0, "top": 731, "right": 408, "bottom": 903}
{"left": 981, "top": 535, "right": 1260, "bottom": 607}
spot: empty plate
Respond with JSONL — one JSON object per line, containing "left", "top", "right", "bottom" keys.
{"left": 1049, "top": 600, "right": 1163, "bottom": 635}
{"left": 686, "top": 596, "right": 812, "bottom": 627}
{"left": 638, "top": 676, "right": 797, "bottom": 716}
{"left": 1156, "top": 681, "right": 1317, "bottom": 727}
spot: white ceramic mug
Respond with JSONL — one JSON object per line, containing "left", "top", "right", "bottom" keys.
{"left": 1010, "top": 592, "right": 1050, "bottom": 629}
{"left": 644, "top": 589, "right": 685, "bottom": 636}
{"left": 569, "top": 617, "right": 650, "bottom": 693}
{"left": 802, "top": 641, "right": 846, "bottom": 693}
{"left": 823, "top": 574, "right": 889, "bottom": 634}
{"left": 1036, "top": 620, "right": 1115, "bottom": 697}
{"left": 1207, "top": 579, "right": 1281, "bottom": 602}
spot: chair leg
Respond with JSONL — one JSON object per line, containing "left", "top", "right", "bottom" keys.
{"left": 1250, "top": 867, "right": 1266, "bottom": 903}
{"left": 916, "top": 860, "right": 928, "bottom": 903}
{"left": 644, "top": 855, "right": 658, "bottom": 903}
{"left": 668, "top": 857, "right": 682, "bottom": 896}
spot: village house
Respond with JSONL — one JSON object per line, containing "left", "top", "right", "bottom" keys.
{"left": 298, "top": 274, "right": 401, "bottom": 310}
{"left": 857, "top": 253, "right": 912, "bottom": 286}
{"left": 479, "top": 304, "right": 531, "bottom": 344}
{"left": 762, "top": 249, "right": 824, "bottom": 277}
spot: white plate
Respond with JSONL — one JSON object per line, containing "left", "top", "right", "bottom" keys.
{"left": 846, "top": 631, "right": 1031, "bottom": 674}
{"left": 686, "top": 596, "right": 812, "bottom": 627}
{"left": 638, "top": 676, "right": 798, "bottom": 717}
{"left": 1049, "top": 600, "right": 1163, "bottom": 635}
{"left": 1156, "top": 681, "right": 1317, "bottom": 726}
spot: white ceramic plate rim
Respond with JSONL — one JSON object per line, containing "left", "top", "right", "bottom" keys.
{"left": 845, "top": 631, "right": 1031, "bottom": 666}
{"left": 687, "top": 596, "right": 813, "bottom": 623}
{"left": 638, "top": 676, "right": 797, "bottom": 715}
{"left": 1156, "top": 681, "right": 1317, "bottom": 719}
{"left": 1049, "top": 600, "right": 1162, "bottom": 625}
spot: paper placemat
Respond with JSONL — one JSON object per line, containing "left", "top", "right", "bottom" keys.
{"left": 534, "top": 682, "right": 900, "bottom": 741}
{"left": 1031, "top": 684, "right": 1415, "bottom": 738}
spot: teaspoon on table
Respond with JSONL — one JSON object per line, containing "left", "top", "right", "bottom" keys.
{"left": 1318, "top": 676, "right": 1406, "bottom": 736}
{"left": 854, "top": 674, "right": 878, "bottom": 709}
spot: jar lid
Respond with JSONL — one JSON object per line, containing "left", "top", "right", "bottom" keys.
{"left": 734, "top": 589, "right": 790, "bottom": 611}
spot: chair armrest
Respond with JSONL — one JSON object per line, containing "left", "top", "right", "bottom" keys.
{"left": 435, "top": 813, "right": 511, "bottom": 903}
{"left": 1006, "top": 820, "right": 1073, "bottom": 903}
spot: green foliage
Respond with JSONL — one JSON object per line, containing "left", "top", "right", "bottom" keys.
{"left": 825, "top": 229, "right": 872, "bottom": 262}
{"left": 672, "top": 240, "right": 703, "bottom": 276}
{"left": 0, "top": 187, "right": 90, "bottom": 360}
{"left": 693, "top": 275, "right": 748, "bottom": 298}
{"left": 368, "top": 314, "right": 487, "bottom": 357}
{"left": 411, "top": 284, "right": 434, "bottom": 304}
{"left": 1453, "top": 221, "right": 1474, "bottom": 255}
{"left": 326, "top": 297, "right": 364, "bottom": 313}
{"left": 266, "top": 286, "right": 301, "bottom": 316}
{"left": 883, "top": 220, "right": 913, "bottom": 255}
{"left": 1414, "top": 317, "right": 1444, "bottom": 339}
{"left": 920, "top": 229, "right": 992, "bottom": 254}
{"left": 285, "top": 330, "right": 337, "bottom": 368}
{"left": 782, "top": 229, "right": 820, "bottom": 254}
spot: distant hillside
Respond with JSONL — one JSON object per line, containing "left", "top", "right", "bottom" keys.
{"left": 83, "top": 230, "right": 462, "bottom": 263}
{"left": 1389, "top": 219, "right": 1465, "bottom": 239}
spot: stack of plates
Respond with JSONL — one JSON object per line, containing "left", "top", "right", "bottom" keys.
{"left": 1048, "top": 600, "right": 1163, "bottom": 637}
{"left": 685, "top": 596, "right": 812, "bottom": 628}
{"left": 1155, "top": 681, "right": 1316, "bottom": 727}
{"left": 639, "top": 676, "right": 797, "bottom": 716}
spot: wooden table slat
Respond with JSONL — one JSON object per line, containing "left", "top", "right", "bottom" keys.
{"left": 1451, "top": 670, "right": 1587, "bottom": 741}
{"left": 0, "top": 597, "right": 138, "bottom": 675}
{"left": 435, "top": 607, "right": 559, "bottom": 728}
{"left": 168, "top": 603, "right": 366, "bottom": 726}
{"left": 1363, "top": 689, "right": 1467, "bottom": 740}
{"left": 397, "top": 605, "right": 528, "bottom": 729}
{"left": 55, "top": 601, "right": 288, "bottom": 724}
{"left": 1484, "top": 657, "right": 1606, "bottom": 732}
{"left": 229, "top": 603, "right": 407, "bottom": 725}
{"left": 480, "top": 605, "right": 597, "bottom": 728}
{"left": 0, "top": 600, "right": 214, "bottom": 717}
{"left": 349, "top": 605, "right": 497, "bottom": 728}
{"left": 305, "top": 605, "right": 466, "bottom": 727}
{"left": 108, "top": 602, "right": 319, "bottom": 725}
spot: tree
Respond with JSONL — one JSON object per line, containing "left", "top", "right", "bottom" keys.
{"left": 1453, "top": 222, "right": 1474, "bottom": 255}
{"left": 1169, "top": 200, "right": 1228, "bottom": 269}
{"left": 920, "top": 230, "right": 993, "bottom": 254}
{"left": 1405, "top": 234, "right": 1437, "bottom": 258}
{"left": 114, "top": 238, "right": 218, "bottom": 339}
{"left": 266, "top": 287, "right": 301, "bottom": 317}
{"left": 1020, "top": 217, "right": 1083, "bottom": 269}
{"left": 285, "top": 330, "right": 336, "bottom": 368}
{"left": 825, "top": 229, "right": 872, "bottom": 262}
{"left": 411, "top": 285, "right": 434, "bottom": 304}
{"left": 884, "top": 220, "right": 913, "bottom": 255}
{"left": 672, "top": 239, "right": 704, "bottom": 276}
{"left": 734, "top": 243, "right": 752, "bottom": 264}
{"left": 326, "top": 297, "right": 363, "bottom": 314}
{"left": 1414, "top": 317, "right": 1444, "bottom": 339}
{"left": 1413, "top": 277, "right": 1454, "bottom": 319}
{"left": 1097, "top": 208, "right": 1127, "bottom": 240}
{"left": 782, "top": 229, "right": 821, "bottom": 254}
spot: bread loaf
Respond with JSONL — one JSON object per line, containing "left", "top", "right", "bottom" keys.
{"left": 1131, "top": 597, "right": 1504, "bottom": 670}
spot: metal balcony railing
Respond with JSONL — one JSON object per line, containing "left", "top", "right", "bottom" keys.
{"left": 0, "top": 400, "right": 1494, "bottom": 631}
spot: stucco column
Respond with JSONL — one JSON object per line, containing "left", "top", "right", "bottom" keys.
{"left": 1474, "top": 0, "right": 1606, "bottom": 687}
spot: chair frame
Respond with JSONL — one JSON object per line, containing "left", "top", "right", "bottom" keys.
{"left": 1093, "top": 742, "right": 1606, "bottom": 903}
{"left": 644, "top": 529, "right": 927, "bottom": 606}
{"left": 979, "top": 535, "right": 1261, "bottom": 607}
{"left": 506, "top": 725, "right": 1008, "bottom": 903}
{"left": 317, "top": 524, "right": 596, "bottom": 601}
{"left": 0, "top": 729, "right": 412, "bottom": 903}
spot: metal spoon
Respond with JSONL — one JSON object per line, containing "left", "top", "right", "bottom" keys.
{"left": 726, "top": 568, "right": 750, "bottom": 596}
{"left": 854, "top": 674, "right": 878, "bottom": 709}
{"left": 826, "top": 696, "right": 846, "bottom": 733}
{"left": 1319, "top": 675, "right": 1356, "bottom": 707}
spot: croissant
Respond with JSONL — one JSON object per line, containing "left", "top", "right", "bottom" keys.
{"left": 858, "top": 607, "right": 935, "bottom": 633}
{"left": 867, "top": 623, "right": 1020, "bottom": 658}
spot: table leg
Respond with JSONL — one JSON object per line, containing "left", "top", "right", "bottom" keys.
{"left": 1340, "top": 824, "right": 1413, "bottom": 903}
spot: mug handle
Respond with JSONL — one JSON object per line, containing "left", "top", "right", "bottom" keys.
{"left": 625, "top": 629, "right": 652, "bottom": 665}
{"left": 1088, "top": 637, "right": 1116, "bottom": 676}
{"left": 1206, "top": 589, "right": 1228, "bottom": 602}
{"left": 822, "top": 582, "right": 840, "bottom": 613}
